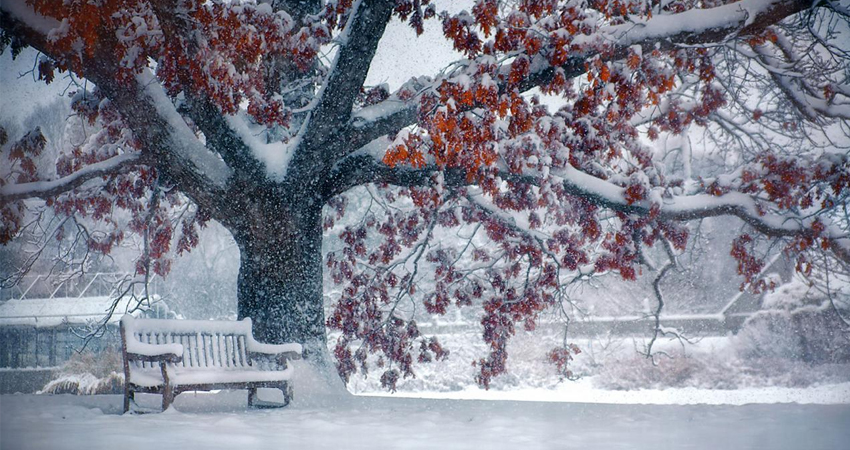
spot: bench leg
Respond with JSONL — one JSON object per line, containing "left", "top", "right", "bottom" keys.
{"left": 248, "top": 387, "right": 258, "bottom": 407}
{"left": 281, "top": 382, "right": 293, "bottom": 406}
{"left": 123, "top": 386, "right": 131, "bottom": 413}
{"left": 159, "top": 361, "right": 174, "bottom": 411}
{"left": 162, "top": 384, "right": 175, "bottom": 411}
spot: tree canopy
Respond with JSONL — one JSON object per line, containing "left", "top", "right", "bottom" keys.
{"left": 1, "top": 0, "right": 849, "bottom": 389}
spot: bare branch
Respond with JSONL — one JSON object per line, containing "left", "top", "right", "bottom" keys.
{"left": 750, "top": 39, "right": 850, "bottom": 121}
{"left": 641, "top": 238, "right": 692, "bottom": 360}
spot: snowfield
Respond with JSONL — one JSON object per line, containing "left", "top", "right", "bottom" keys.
{"left": 2, "top": 383, "right": 849, "bottom": 450}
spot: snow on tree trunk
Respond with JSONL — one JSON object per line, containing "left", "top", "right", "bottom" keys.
{"left": 227, "top": 196, "right": 344, "bottom": 389}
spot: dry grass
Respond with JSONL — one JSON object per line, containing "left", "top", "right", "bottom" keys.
{"left": 39, "top": 347, "right": 124, "bottom": 395}
{"left": 40, "top": 372, "right": 124, "bottom": 395}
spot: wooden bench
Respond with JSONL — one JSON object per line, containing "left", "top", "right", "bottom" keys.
{"left": 120, "top": 315, "right": 302, "bottom": 412}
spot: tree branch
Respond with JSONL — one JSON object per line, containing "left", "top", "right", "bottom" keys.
{"left": 528, "top": 0, "right": 810, "bottom": 87}
{"left": 340, "top": 99, "right": 422, "bottom": 158}
{"left": 553, "top": 164, "right": 848, "bottom": 253}
{"left": 750, "top": 39, "right": 850, "bottom": 121}
{"left": 265, "top": 0, "right": 321, "bottom": 22}
{"left": 329, "top": 152, "right": 850, "bottom": 264}
{"left": 333, "top": 0, "right": 817, "bottom": 162}
{"left": 1, "top": 5, "right": 231, "bottom": 214}
{"left": 146, "top": 0, "right": 266, "bottom": 181}
{"left": 288, "top": 0, "right": 397, "bottom": 180}
{"left": 0, "top": 153, "right": 141, "bottom": 205}
{"left": 324, "top": 152, "right": 470, "bottom": 199}
{"left": 182, "top": 95, "right": 269, "bottom": 179}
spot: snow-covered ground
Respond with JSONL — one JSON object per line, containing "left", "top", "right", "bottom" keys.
{"left": 5, "top": 329, "right": 848, "bottom": 450}
{"left": 370, "top": 378, "right": 850, "bottom": 405}
{"left": 2, "top": 382, "right": 849, "bottom": 450}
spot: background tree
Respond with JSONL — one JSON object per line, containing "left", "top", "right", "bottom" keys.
{"left": 1, "top": 0, "right": 848, "bottom": 389}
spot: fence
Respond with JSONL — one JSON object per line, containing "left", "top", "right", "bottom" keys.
{"left": 1, "top": 272, "right": 161, "bottom": 301}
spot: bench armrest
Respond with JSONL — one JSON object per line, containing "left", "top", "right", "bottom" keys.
{"left": 120, "top": 314, "right": 184, "bottom": 363}
{"left": 246, "top": 340, "right": 303, "bottom": 360}
{"left": 125, "top": 340, "right": 184, "bottom": 364}
{"left": 126, "top": 351, "right": 183, "bottom": 364}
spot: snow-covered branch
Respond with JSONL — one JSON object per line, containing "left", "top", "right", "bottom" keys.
{"left": 1, "top": 5, "right": 232, "bottom": 212}
{"left": 0, "top": 153, "right": 141, "bottom": 204}
{"left": 332, "top": 151, "right": 850, "bottom": 265}
{"left": 751, "top": 40, "right": 850, "bottom": 121}
{"left": 273, "top": 0, "right": 321, "bottom": 21}
{"left": 344, "top": 99, "right": 422, "bottom": 157}
{"left": 325, "top": 152, "right": 471, "bottom": 199}
{"left": 522, "top": 0, "right": 812, "bottom": 91}
{"left": 553, "top": 164, "right": 850, "bottom": 264}
{"left": 594, "top": 0, "right": 808, "bottom": 48}
{"left": 146, "top": 0, "right": 265, "bottom": 180}
{"left": 336, "top": 0, "right": 818, "bottom": 157}
{"left": 289, "top": 0, "right": 398, "bottom": 180}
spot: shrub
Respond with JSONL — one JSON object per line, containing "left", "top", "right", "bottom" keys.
{"left": 39, "top": 346, "right": 124, "bottom": 395}
{"left": 40, "top": 372, "right": 124, "bottom": 395}
{"left": 734, "top": 277, "right": 850, "bottom": 364}
{"left": 593, "top": 353, "right": 850, "bottom": 390}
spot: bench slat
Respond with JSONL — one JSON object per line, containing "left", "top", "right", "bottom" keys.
{"left": 185, "top": 334, "right": 191, "bottom": 368}
{"left": 238, "top": 335, "right": 248, "bottom": 367}
{"left": 141, "top": 332, "right": 148, "bottom": 369}
{"left": 215, "top": 334, "right": 219, "bottom": 367}
{"left": 223, "top": 334, "right": 230, "bottom": 368}
{"left": 229, "top": 335, "right": 236, "bottom": 367}
{"left": 179, "top": 334, "right": 187, "bottom": 367}
{"left": 192, "top": 334, "right": 199, "bottom": 368}
{"left": 225, "top": 334, "right": 232, "bottom": 367}
{"left": 203, "top": 333, "right": 211, "bottom": 368}
{"left": 194, "top": 334, "right": 202, "bottom": 368}
{"left": 217, "top": 334, "right": 222, "bottom": 367}
{"left": 232, "top": 335, "right": 241, "bottom": 367}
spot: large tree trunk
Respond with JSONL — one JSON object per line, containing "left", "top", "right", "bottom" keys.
{"left": 225, "top": 192, "right": 349, "bottom": 398}
{"left": 232, "top": 201, "right": 325, "bottom": 351}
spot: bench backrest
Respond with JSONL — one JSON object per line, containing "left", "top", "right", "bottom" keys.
{"left": 130, "top": 330, "right": 252, "bottom": 369}
{"left": 122, "top": 317, "right": 255, "bottom": 370}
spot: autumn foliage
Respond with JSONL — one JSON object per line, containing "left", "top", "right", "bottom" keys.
{"left": 1, "top": 0, "right": 848, "bottom": 390}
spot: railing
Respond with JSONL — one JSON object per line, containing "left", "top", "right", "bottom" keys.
{"left": 0, "top": 272, "right": 160, "bottom": 301}
{"left": 416, "top": 310, "right": 759, "bottom": 338}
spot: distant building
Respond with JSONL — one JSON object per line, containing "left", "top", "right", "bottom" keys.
{"left": 0, "top": 295, "right": 174, "bottom": 369}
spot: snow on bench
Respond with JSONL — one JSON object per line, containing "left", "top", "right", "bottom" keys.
{"left": 120, "top": 315, "right": 302, "bottom": 412}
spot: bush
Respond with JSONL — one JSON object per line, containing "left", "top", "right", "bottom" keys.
{"left": 735, "top": 305, "right": 850, "bottom": 364}
{"left": 593, "top": 353, "right": 850, "bottom": 390}
{"left": 39, "top": 346, "right": 124, "bottom": 395}
{"left": 40, "top": 372, "right": 124, "bottom": 395}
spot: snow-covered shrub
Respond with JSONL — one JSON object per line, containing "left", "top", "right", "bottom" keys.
{"left": 594, "top": 355, "right": 724, "bottom": 390}
{"left": 39, "top": 347, "right": 124, "bottom": 395}
{"left": 734, "top": 278, "right": 850, "bottom": 364}
{"left": 593, "top": 353, "right": 850, "bottom": 390}
{"left": 40, "top": 372, "right": 124, "bottom": 395}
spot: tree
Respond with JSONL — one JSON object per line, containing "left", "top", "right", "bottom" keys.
{"left": 1, "top": 0, "right": 848, "bottom": 390}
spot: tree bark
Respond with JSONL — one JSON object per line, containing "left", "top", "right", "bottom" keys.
{"left": 231, "top": 199, "right": 325, "bottom": 353}
{"left": 220, "top": 187, "right": 349, "bottom": 395}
